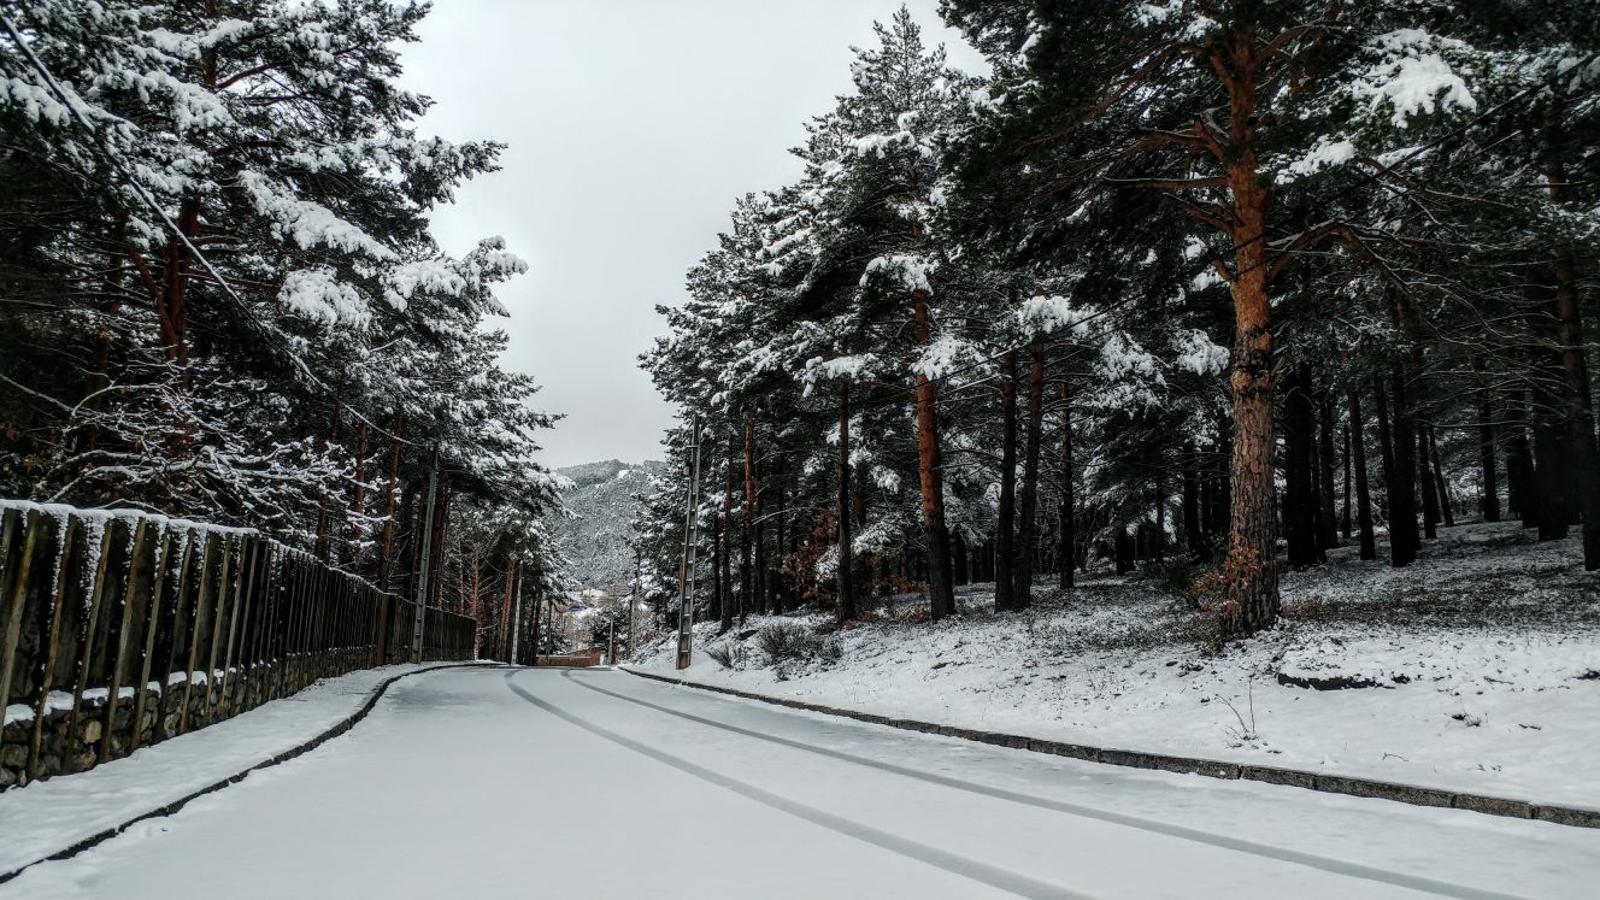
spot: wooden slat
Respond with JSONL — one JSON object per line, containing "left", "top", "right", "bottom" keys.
{"left": 64, "top": 523, "right": 115, "bottom": 772}
{"left": 101, "top": 520, "right": 153, "bottom": 764}
{"left": 128, "top": 528, "right": 174, "bottom": 753}
{"left": 179, "top": 533, "right": 218, "bottom": 734}
{"left": 0, "top": 511, "right": 42, "bottom": 715}
{"left": 155, "top": 531, "right": 195, "bottom": 739}
{"left": 27, "top": 515, "right": 79, "bottom": 781}
{"left": 216, "top": 537, "right": 251, "bottom": 718}
{"left": 202, "top": 534, "right": 235, "bottom": 723}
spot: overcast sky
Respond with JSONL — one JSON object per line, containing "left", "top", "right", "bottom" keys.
{"left": 400, "top": 1, "right": 984, "bottom": 469}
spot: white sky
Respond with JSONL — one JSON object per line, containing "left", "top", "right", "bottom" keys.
{"left": 400, "top": 1, "right": 984, "bottom": 469}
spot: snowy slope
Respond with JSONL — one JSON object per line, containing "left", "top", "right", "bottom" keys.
{"left": 635, "top": 521, "right": 1600, "bottom": 810}
{"left": 554, "top": 460, "right": 665, "bottom": 592}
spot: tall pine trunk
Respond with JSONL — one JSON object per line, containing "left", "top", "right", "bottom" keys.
{"left": 1284, "top": 364, "right": 1321, "bottom": 567}
{"left": 1058, "top": 378, "right": 1075, "bottom": 588}
{"left": 837, "top": 382, "right": 855, "bottom": 623}
{"left": 1347, "top": 389, "right": 1377, "bottom": 561}
{"left": 1217, "top": 74, "right": 1280, "bottom": 638}
{"left": 1385, "top": 364, "right": 1421, "bottom": 566}
{"left": 741, "top": 416, "right": 755, "bottom": 623}
{"left": 1418, "top": 424, "right": 1440, "bottom": 539}
{"left": 378, "top": 414, "right": 405, "bottom": 589}
{"left": 1317, "top": 393, "right": 1339, "bottom": 549}
{"left": 1430, "top": 426, "right": 1454, "bottom": 528}
{"left": 912, "top": 291, "right": 956, "bottom": 619}
{"left": 720, "top": 453, "right": 735, "bottom": 633}
{"left": 1475, "top": 371, "right": 1501, "bottom": 523}
{"left": 1545, "top": 96, "right": 1600, "bottom": 568}
{"left": 1014, "top": 341, "right": 1045, "bottom": 607}
{"left": 995, "top": 350, "right": 1018, "bottom": 611}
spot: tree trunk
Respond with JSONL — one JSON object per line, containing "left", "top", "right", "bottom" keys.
{"left": 1429, "top": 426, "right": 1455, "bottom": 528}
{"left": 1546, "top": 97, "right": 1600, "bottom": 567}
{"left": 1347, "top": 390, "right": 1378, "bottom": 561}
{"left": 315, "top": 389, "right": 343, "bottom": 563}
{"left": 378, "top": 414, "right": 406, "bottom": 590}
{"left": 1341, "top": 423, "right": 1353, "bottom": 540}
{"left": 1219, "top": 142, "right": 1280, "bottom": 638}
{"left": 995, "top": 350, "right": 1018, "bottom": 611}
{"left": 1385, "top": 365, "right": 1421, "bottom": 566}
{"left": 773, "top": 462, "right": 787, "bottom": 614}
{"left": 720, "top": 453, "right": 735, "bottom": 633}
{"left": 912, "top": 291, "right": 956, "bottom": 619}
{"left": 1181, "top": 448, "right": 1202, "bottom": 559}
{"left": 349, "top": 420, "right": 368, "bottom": 565}
{"left": 1418, "top": 425, "right": 1440, "bottom": 539}
{"left": 1475, "top": 367, "right": 1501, "bottom": 523}
{"left": 1015, "top": 341, "right": 1045, "bottom": 607}
{"left": 1317, "top": 392, "right": 1339, "bottom": 549}
{"left": 837, "top": 383, "right": 855, "bottom": 623}
{"left": 1284, "top": 364, "right": 1320, "bottom": 568}
{"left": 1114, "top": 529, "right": 1135, "bottom": 575}
{"left": 740, "top": 420, "right": 755, "bottom": 624}
{"left": 1507, "top": 391, "right": 1535, "bottom": 525}
{"left": 1058, "top": 378, "right": 1076, "bottom": 587}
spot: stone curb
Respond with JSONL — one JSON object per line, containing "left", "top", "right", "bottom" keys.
{"left": 0, "top": 662, "right": 497, "bottom": 884}
{"left": 621, "top": 666, "right": 1600, "bottom": 830}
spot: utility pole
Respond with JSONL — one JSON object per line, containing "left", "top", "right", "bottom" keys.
{"left": 676, "top": 413, "right": 704, "bottom": 670}
{"left": 607, "top": 614, "right": 616, "bottom": 666}
{"left": 411, "top": 447, "right": 439, "bottom": 664}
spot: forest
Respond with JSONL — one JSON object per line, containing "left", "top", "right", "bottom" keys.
{"left": 636, "top": 1, "right": 1600, "bottom": 645}
{"left": 0, "top": 1, "right": 561, "bottom": 658}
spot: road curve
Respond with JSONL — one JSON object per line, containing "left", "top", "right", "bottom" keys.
{"left": 7, "top": 666, "right": 1597, "bottom": 899}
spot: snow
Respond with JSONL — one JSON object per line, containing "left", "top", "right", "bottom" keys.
{"left": 636, "top": 522, "right": 1600, "bottom": 812}
{"left": 8, "top": 667, "right": 1597, "bottom": 898}
{"left": 861, "top": 254, "right": 935, "bottom": 294}
{"left": 1355, "top": 30, "right": 1478, "bottom": 127}
{"left": 238, "top": 171, "right": 396, "bottom": 261}
{"left": 1171, "top": 328, "right": 1229, "bottom": 375}
{"left": 0, "top": 662, "right": 483, "bottom": 876}
{"left": 1278, "top": 137, "right": 1358, "bottom": 183}
{"left": 278, "top": 268, "right": 370, "bottom": 330}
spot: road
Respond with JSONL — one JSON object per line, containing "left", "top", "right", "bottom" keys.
{"left": 8, "top": 666, "right": 1598, "bottom": 899}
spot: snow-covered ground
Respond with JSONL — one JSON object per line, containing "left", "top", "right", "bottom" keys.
{"left": 8, "top": 667, "right": 1598, "bottom": 899}
{"left": 635, "top": 521, "right": 1600, "bottom": 810}
{"left": 0, "top": 662, "right": 483, "bottom": 876}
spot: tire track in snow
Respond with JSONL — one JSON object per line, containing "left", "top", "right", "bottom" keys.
{"left": 503, "top": 670, "right": 1089, "bottom": 900}
{"left": 557, "top": 669, "right": 1514, "bottom": 900}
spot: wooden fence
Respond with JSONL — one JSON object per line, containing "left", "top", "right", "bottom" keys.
{"left": 0, "top": 502, "right": 475, "bottom": 790}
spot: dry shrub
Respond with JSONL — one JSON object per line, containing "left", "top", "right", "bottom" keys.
{"left": 1283, "top": 594, "right": 1326, "bottom": 619}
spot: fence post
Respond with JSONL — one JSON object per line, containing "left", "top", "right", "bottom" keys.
{"left": 101, "top": 520, "right": 153, "bottom": 763}
{"left": 28, "top": 515, "right": 79, "bottom": 781}
{"left": 180, "top": 533, "right": 218, "bottom": 734}
{"left": 127, "top": 527, "right": 174, "bottom": 754}
{"left": 0, "top": 511, "right": 42, "bottom": 726}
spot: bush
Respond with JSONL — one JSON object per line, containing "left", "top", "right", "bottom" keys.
{"left": 706, "top": 641, "right": 748, "bottom": 670}
{"left": 757, "top": 621, "right": 817, "bottom": 664}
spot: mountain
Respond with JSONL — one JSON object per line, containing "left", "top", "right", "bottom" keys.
{"left": 554, "top": 459, "right": 665, "bottom": 592}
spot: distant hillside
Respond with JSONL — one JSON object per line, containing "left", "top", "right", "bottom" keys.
{"left": 554, "top": 459, "right": 665, "bottom": 592}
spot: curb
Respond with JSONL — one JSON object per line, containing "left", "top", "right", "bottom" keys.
{"left": 0, "top": 662, "right": 496, "bottom": 884}
{"left": 621, "top": 666, "right": 1600, "bottom": 830}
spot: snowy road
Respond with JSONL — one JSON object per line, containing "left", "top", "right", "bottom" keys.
{"left": 8, "top": 666, "right": 1598, "bottom": 899}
